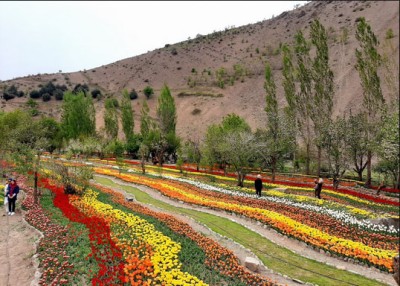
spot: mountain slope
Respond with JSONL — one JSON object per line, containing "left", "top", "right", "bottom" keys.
{"left": 1, "top": 1, "right": 398, "bottom": 140}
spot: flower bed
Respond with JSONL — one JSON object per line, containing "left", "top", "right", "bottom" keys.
{"left": 95, "top": 167, "right": 399, "bottom": 272}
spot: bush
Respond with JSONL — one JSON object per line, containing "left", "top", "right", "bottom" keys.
{"left": 54, "top": 89, "right": 64, "bottom": 100}
{"left": 143, "top": 86, "right": 154, "bottom": 99}
{"left": 91, "top": 89, "right": 101, "bottom": 99}
{"left": 129, "top": 89, "right": 138, "bottom": 100}
{"left": 42, "top": 93, "right": 51, "bottom": 102}
{"left": 3, "top": 92, "right": 15, "bottom": 101}
{"left": 385, "top": 28, "right": 394, "bottom": 39}
{"left": 30, "top": 90, "right": 41, "bottom": 99}
{"left": 73, "top": 83, "right": 89, "bottom": 95}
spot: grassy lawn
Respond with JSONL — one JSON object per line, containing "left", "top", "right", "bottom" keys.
{"left": 94, "top": 175, "right": 387, "bottom": 286}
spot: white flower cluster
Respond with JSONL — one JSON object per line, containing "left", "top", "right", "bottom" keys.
{"left": 163, "top": 175, "right": 399, "bottom": 235}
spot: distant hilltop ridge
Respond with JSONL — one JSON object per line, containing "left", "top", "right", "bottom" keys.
{"left": 1, "top": 1, "right": 398, "bottom": 140}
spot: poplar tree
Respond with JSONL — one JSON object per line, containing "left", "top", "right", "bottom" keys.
{"left": 355, "top": 17, "right": 384, "bottom": 187}
{"left": 61, "top": 91, "right": 95, "bottom": 139}
{"left": 104, "top": 97, "right": 119, "bottom": 139}
{"left": 140, "top": 99, "right": 151, "bottom": 139}
{"left": 281, "top": 44, "right": 297, "bottom": 169}
{"left": 294, "top": 30, "right": 313, "bottom": 174}
{"left": 264, "top": 63, "right": 285, "bottom": 181}
{"left": 120, "top": 89, "right": 134, "bottom": 141}
{"left": 310, "top": 19, "right": 334, "bottom": 176}
{"left": 157, "top": 84, "right": 176, "bottom": 136}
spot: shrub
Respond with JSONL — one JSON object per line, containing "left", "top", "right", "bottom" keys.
{"left": 191, "top": 108, "right": 201, "bottom": 115}
{"left": 30, "top": 90, "right": 41, "bottom": 99}
{"left": 385, "top": 28, "right": 394, "bottom": 40}
{"left": 26, "top": 98, "right": 38, "bottom": 108}
{"left": 91, "top": 89, "right": 101, "bottom": 99}
{"left": 171, "top": 48, "right": 177, "bottom": 55}
{"left": 143, "top": 86, "right": 154, "bottom": 99}
{"left": 54, "top": 89, "right": 64, "bottom": 100}
{"left": 3, "top": 92, "right": 15, "bottom": 101}
{"left": 129, "top": 89, "right": 138, "bottom": 100}
{"left": 42, "top": 93, "right": 51, "bottom": 102}
{"left": 73, "top": 83, "right": 89, "bottom": 95}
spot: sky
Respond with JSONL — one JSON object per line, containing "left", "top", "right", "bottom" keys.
{"left": 0, "top": 1, "right": 308, "bottom": 81}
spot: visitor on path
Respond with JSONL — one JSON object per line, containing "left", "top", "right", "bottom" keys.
{"left": 254, "top": 174, "right": 263, "bottom": 198}
{"left": 6, "top": 179, "right": 19, "bottom": 216}
{"left": 376, "top": 181, "right": 386, "bottom": 196}
{"left": 315, "top": 177, "right": 323, "bottom": 199}
{"left": 3, "top": 178, "right": 11, "bottom": 215}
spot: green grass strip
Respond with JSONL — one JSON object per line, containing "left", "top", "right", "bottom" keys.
{"left": 94, "top": 175, "right": 387, "bottom": 286}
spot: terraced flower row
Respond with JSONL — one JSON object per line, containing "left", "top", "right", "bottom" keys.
{"left": 90, "top": 183, "right": 276, "bottom": 286}
{"left": 70, "top": 188, "right": 207, "bottom": 286}
{"left": 34, "top": 168, "right": 277, "bottom": 285}
{"left": 94, "top": 167, "right": 399, "bottom": 272}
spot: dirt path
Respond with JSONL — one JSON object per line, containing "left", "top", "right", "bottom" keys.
{"left": 95, "top": 174, "right": 397, "bottom": 286}
{"left": 0, "top": 191, "right": 41, "bottom": 286}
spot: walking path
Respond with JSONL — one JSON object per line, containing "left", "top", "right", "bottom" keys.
{"left": 0, "top": 191, "right": 41, "bottom": 286}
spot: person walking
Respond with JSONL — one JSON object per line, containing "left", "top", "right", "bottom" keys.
{"left": 315, "top": 177, "right": 323, "bottom": 199}
{"left": 4, "top": 178, "right": 11, "bottom": 215}
{"left": 6, "top": 179, "right": 19, "bottom": 216}
{"left": 254, "top": 174, "right": 263, "bottom": 198}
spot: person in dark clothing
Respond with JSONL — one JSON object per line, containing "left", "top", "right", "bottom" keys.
{"left": 6, "top": 179, "right": 19, "bottom": 215}
{"left": 315, "top": 177, "right": 323, "bottom": 199}
{"left": 254, "top": 174, "right": 263, "bottom": 197}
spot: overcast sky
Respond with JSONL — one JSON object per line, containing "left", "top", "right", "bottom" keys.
{"left": 0, "top": 1, "right": 308, "bottom": 81}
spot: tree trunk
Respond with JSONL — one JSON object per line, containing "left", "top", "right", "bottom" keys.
{"left": 237, "top": 172, "right": 244, "bottom": 187}
{"left": 365, "top": 150, "right": 372, "bottom": 188}
{"left": 271, "top": 157, "right": 276, "bottom": 182}
{"left": 141, "top": 158, "right": 145, "bottom": 174}
{"left": 317, "top": 146, "right": 321, "bottom": 177}
{"left": 306, "top": 143, "right": 311, "bottom": 175}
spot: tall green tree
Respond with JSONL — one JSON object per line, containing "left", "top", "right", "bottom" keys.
{"left": 202, "top": 114, "right": 257, "bottom": 186}
{"left": 281, "top": 44, "right": 298, "bottom": 170}
{"left": 104, "top": 97, "right": 119, "bottom": 139}
{"left": 0, "top": 110, "right": 50, "bottom": 204}
{"left": 347, "top": 111, "right": 369, "bottom": 181}
{"left": 376, "top": 109, "right": 400, "bottom": 188}
{"left": 140, "top": 99, "right": 151, "bottom": 139}
{"left": 323, "top": 116, "right": 350, "bottom": 184}
{"left": 264, "top": 62, "right": 291, "bottom": 181}
{"left": 61, "top": 91, "right": 96, "bottom": 139}
{"left": 294, "top": 30, "right": 313, "bottom": 174}
{"left": 120, "top": 89, "right": 134, "bottom": 141}
{"left": 355, "top": 17, "right": 384, "bottom": 187}
{"left": 310, "top": 19, "right": 334, "bottom": 176}
{"left": 157, "top": 84, "right": 176, "bottom": 136}
{"left": 153, "top": 84, "right": 179, "bottom": 165}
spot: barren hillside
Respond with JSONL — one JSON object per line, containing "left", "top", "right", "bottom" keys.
{"left": 1, "top": 1, "right": 398, "bottom": 140}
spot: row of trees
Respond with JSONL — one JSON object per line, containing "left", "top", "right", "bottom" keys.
{"left": 0, "top": 18, "right": 398, "bottom": 191}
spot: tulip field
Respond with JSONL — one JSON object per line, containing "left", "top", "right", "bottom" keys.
{"left": 16, "top": 158, "right": 399, "bottom": 285}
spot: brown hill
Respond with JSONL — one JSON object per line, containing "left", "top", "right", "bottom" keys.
{"left": 1, "top": 1, "right": 398, "bottom": 141}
